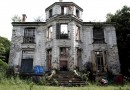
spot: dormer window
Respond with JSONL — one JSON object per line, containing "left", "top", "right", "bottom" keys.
{"left": 61, "top": 6, "right": 67, "bottom": 15}
{"left": 76, "top": 9, "right": 80, "bottom": 17}
{"left": 49, "top": 9, "right": 52, "bottom": 18}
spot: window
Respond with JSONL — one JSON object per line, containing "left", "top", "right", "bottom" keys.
{"left": 47, "top": 49, "right": 52, "bottom": 70}
{"left": 56, "top": 23, "right": 69, "bottom": 39}
{"left": 60, "top": 47, "right": 69, "bottom": 56}
{"left": 75, "top": 25, "right": 80, "bottom": 40}
{"left": 76, "top": 9, "right": 80, "bottom": 17}
{"left": 23, "top": 27, "right": 35, "bottom": 43}
{"left": 49, "top": 9, "right": 52, "bottom": 18}
{"left": 61, "top": 6, "right": 67, "bottom": 15}
{"left": 77, "top": 48, "right": 82, "bottom": 69}
{"left": 47, "top": 26, "right": 53, "bottom": 41}
{"left": 94, "top": 51, "right": 106, "bottom": 72}
{"left": 22, "top": 50, "right": 34, "bottom": 59}
{"left": 93, "top": 26, "right": 104, "bottom": 43}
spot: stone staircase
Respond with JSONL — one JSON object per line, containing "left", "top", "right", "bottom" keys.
{"left": 54, "top": 71, "right": 86, "bottom": 86}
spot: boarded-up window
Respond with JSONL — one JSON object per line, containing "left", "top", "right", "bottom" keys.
{"left": 23, "top": 27, "right": 35, "bottom": 43}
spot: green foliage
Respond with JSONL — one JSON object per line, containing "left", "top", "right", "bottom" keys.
{"left": 0, "top": 59, "right": 8, "bottom": 70}
{"left": 106, "top": 5, "right": 130, "bottom": 75}
{"left": 0, "top": 36, "right": 10, "bottom": 62}
{"left": 0, "top": 83, "right": 130, "bottom": 90}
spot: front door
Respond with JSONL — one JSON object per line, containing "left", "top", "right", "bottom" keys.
{"left": 59, "top": 47, "right": 69, "bottom": 71}
{"left": 60, "top": 61, "right": 67, "bottom": 71}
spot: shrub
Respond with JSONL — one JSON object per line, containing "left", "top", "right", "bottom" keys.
{"left": 0, "top": 59, "right": 8, "bottom": 70}
{"left": 0, "top": 59, "right": 8, "bottom": 83}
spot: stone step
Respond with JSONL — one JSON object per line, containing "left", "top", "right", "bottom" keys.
{"left": 54, "top": 71, "right": 86, "bottom": 86}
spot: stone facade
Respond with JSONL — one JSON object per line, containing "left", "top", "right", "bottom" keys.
{"left": 9, "top": 2, "right": 120, "bottom": 75}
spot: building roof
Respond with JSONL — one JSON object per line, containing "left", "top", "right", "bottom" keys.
{"left": 45, "top": 2, "right": 83, "bottom": 11}
{"left": 12, "top": 22, "right": 46, "bottom": 26}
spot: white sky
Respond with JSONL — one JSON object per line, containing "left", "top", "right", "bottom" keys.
{"left": 0, "top": 0, "right": 130, "bottom": 40}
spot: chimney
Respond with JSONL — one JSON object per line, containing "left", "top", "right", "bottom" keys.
{"left": 22, "top": 14, "right": 27, "bottom": 22}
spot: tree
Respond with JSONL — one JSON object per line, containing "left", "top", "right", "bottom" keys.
{"left": 0, "top": 36, "right": 10, "bottom": 63}
{"left": 34, "top": 16, "right": 44, "bottom": 22}
{"left": 106, "top": 6, "right": 130, "bottom": 76}
{"left": 12, "top": 15, "right": 21, "bottom": 22}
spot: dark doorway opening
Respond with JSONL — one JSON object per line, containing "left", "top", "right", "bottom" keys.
{"left": 21, "top": 59, "right": 33, "bottom": 73}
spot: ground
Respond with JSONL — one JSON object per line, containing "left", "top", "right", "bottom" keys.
{"left": 0, "top": 83, "right": 130, "bottom": 90}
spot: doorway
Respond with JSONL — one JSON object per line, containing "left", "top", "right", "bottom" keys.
{"left": 59, "top": 47, "right": 69, "bottom": 71}
{"left": 21, "top": 59, "right": 33, "bottom": 73}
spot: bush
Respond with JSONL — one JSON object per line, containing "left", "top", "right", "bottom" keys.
{"left": 0, "top": 59, "right": 8, "bottom": 70}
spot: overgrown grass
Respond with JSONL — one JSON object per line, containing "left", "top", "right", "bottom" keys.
{"left": 0, "top": 83, "right": 130, "bottom": 90}
{"left": 0, "top": 77, "right": 130, "bottom": 90}
{"left": 0, "top": 69, "right": 130, "bottom": 90}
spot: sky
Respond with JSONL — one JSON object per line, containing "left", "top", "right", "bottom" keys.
{"left": 0, "top": 0, "right": 130, "bottom": 40}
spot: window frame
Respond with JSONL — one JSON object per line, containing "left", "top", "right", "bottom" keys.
{"left": 93, "top": 27, "right": 105, "bottom": 44}
{"left": 49, "top": 9, "right": 52, "bottom": 18}
{"left": 94, "top": 51, "right": 106, "bottom": 73}
{"left": 23, "top": 27, "right": 35, "bottom": 44}
{"left": 56, "top": 23, "right": 69, "bottom": 39}
{"left": 75, "top": 25, "right": 80, "bottom": 41}
{"left": 61, "top": 6, "right": 68, "bottom": 15}
{"left": 76, "top": 9, "right": 80, "bottom": 18}
{"left": 47, "top": 26, "right": 53, "bottom": 41}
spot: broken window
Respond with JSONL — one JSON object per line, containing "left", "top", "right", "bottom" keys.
{"left": 93, "top": 25, "right": 105, "bottom": 43}
{"left": 61, "top": 6, "right": 67, "bottom": 15}
{"left": 76, "top": 9, "right": 80, "bottom": 17}
{"left": 49, "top": 9, "right": 52, "bottom": 18}
{"left": 56, "top": 23, "right": 69, "bottom": 39}
{"left": 75, "top": 25, "right": 80, "bottom": 40}
{"left": 23, "top": 27, "right": 35, "bottom": 43}
{"left": 47, "top": 26, "right": 53, "bottom": 41}
{"left": 94, "top": 51, "right": 106, "bottom": 73}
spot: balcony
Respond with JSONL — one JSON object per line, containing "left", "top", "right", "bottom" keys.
{"left": 60, "top": 34, "right": 69, "bottom": 39}
{"left": 23, "top": 36, "right": 35, "bottom": 44}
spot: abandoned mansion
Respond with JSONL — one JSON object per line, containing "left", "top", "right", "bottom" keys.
{"left": 9, "top": 1, "right": 120, "bottom": 75}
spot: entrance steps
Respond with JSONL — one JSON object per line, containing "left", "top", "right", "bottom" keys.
{"left": 54, "top": 71, "right": 86, "bottom": 86}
